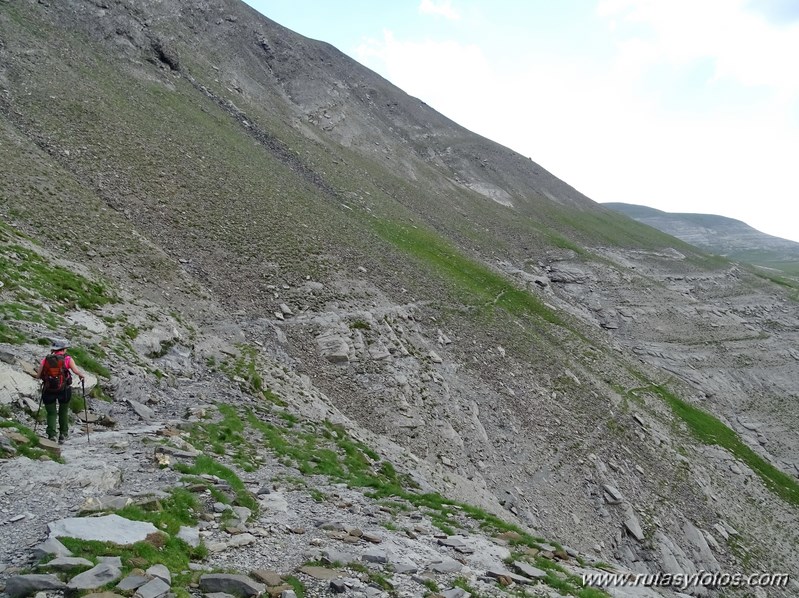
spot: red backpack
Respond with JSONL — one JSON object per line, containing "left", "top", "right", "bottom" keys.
{"left": 41, "top": 353, "right": 69, "bottom": 393}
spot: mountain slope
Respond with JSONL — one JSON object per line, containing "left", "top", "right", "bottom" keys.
{"left": 1, "top": 1, "right": 799, "bottom": 596}
{"left": 605, "top": 202, "right": 799, "bottom": 275}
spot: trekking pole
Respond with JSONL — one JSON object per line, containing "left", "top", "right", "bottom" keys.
{"left": 82, "top": 379, "right": 90, "bottom": 445}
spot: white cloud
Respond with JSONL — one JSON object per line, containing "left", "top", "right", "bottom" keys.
{"left": 354, "top": 3, "right": 799, "bottom": 242}
{"left": 355, "top": 31, "right": 496, "bottom": 124}
{"left": 598, "top": 0, "right": 799, "bottom": 99}
{"left": 419, "top": 0, "right": 460, "bottom": 21}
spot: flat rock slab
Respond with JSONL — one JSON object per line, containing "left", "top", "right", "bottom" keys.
{"left": 40, "top": 556, "right": 94, "bottom": 571}
{"left": 199, "top": 574, "right": 266, "bottom": 597}
{"left": 49, "top": 514, "right": 159, "bottom": 544}
{"left": 178, "top": 525, "right": 201, "bottom": 547}
{"left": 486, "top": 569, "right": 534, "bottom": 585}
{"left": 299, "top": 566, "right": 346, "bottom": 580}
{"left": 127, "top": 399, "right": 155, "bottom": 421}
{"left": 252, "top": 569, "right": 283, "bottom": 586}
{"left": 32, "top": 537, "right": 73, "bottom": 559}
{"left": 133, "top": 576, "right": 171, "bottom": 598}
{"left": 68, "top": 563, "right": 122, "bottom": 589}
{"left": 146, "top": 563, "right": 171, "bottom": 584}
{"left": 4, "top": 574, "right": 68, "bottom": 598}
{"left": 117, "top": 574, "right": 150, "bottom": 591}
{"left": 321, "top": 549, "right": 357, "bottom": 565}
{"left": 3, "top": 455, "right": 119, "bottom": 492}
{"left": 513, "top": 561, "right": 547, "bottom": 579}
{"left": 427, "top": 557, "right": 462, "bottom": 574}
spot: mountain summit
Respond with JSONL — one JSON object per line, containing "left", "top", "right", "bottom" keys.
{"left": 1, "top": 1, "right": 798, "bottom": 596}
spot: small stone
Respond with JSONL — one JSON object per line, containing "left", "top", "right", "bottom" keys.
{"left": 361, "top": 532, "right": 382, "bottom": 544}
{"left": 252, "top": 569, "right": 283, "bottom": 587}
{"left": 116, "top": 574, "right": 150, "bottom": 591}
{"left": 133, "top": 577, "right": 171, "bottom": 598}
{"left": 299, "top": 566, "right": 344, "bottom": 580}
{"left": 146, "top": 564, "right": 171, "bottom": 584}
{"left": 362, "top": 549, "right": 388, "bottom": 564}
{"left": 330, "top": 579, "right": 347, "bottom": 593}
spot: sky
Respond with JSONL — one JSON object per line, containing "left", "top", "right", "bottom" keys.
{"left": 243, "top": 0, "right": 799, "bottom": 243}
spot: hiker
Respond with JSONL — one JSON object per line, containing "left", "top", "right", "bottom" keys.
{"left": 37, "top": 340, "right": 85, "bottom": 444}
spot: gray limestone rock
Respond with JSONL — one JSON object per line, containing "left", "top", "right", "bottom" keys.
{"left": 362, "top": 549, "right": 388, "bottom": 564}
{"left": 226, "top": 532, "right": 256, "bottom": 548}
{"left": 682, "top": 522, "right": 721, "bottom": 573}
{"left": 602, "top": 484, "right": 624, "bottom": 504}
{"left": 133, "top": 577, "right": 171, "bottom": 598}
{"left": 39, "top": 556, "right": 94, "bottom": 571}
{"left": 0, "top": 362, "right": 39, "bottom": 403}
{"left": 117, "top": 573, "right": 151, "bottom": 591}
{"left": 5, "top": 575, "right": 68, "bottom": 597}
{"left": 67, "top": 562, "right": 122, "bottom": 589}
{"left": 127, "top": 398, "right": 155, "bottom": 422}
{"left": 177, "top": 525, "right": 201, "bottom": 547}
{"left": 322, "top": 548, "right": 357, "bottom": 565}
{"left": 486, "top": 569, "right": 534, "bottom": 585}
{"left": 622, "top": 506, "right": 645, "bottom": 542}
{"left": 512, "top": 561, "right": 547, "bottom": 579}
{"left": 32, "top": 537, "right": 73, "bottom": 559}
{"left": 316, "top": 334, "right": 350, "bottom": 363}
{"left": 146, "top": 564, "right": 171, "bottom": 584}
{"left": 49, "top": 514, "right": 159, "bottom": 545}
{"left": 428, "top": 557, "right": 462, "bottom": 573}
{"left": 199, "top": 574, "right": 266, "bottom": 597}
{"left": 81, "top": 496, "right": 133, "bottom": 512}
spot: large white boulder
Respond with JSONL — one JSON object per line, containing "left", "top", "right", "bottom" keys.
{"left": 0, "top": 362, "right": 39, "bottom": 404}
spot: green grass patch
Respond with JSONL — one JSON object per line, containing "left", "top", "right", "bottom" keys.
{"left": 123, "top": 325, "right": 139, "bottom": 340}
{"left": 187, "top": 403, "right": 252, "bottom": 463}
{"left": 0, "top": 420, "right": 52, "bottom": 460}
{"left": 349, "top": 319, "right": 371, "bottom": 330}
{"left": 59, "top": 534, "right": 200, "bottom": 589}
{"left": 66, "top": 345, "right": 110, "bottom": 378}
{"left": 0, "top": 243, "right": 115, "bottom": 311}
{"left": 0, "top": 321, "right": 26, "bottom": 344}
{"left": 372, "top": 219, "right": 564, "bottom": 326}
{"left": 422, "top": 578, "right": 440, "bottom": 593}
{"left": 54, "top": 488, "right": 206, "bottom": 590}
{"left": 368, "top": 571, "right": 396, "bottom": 594}
{"left": 173, "top": 454, "right": 258, "bottom": 513}
{"left": 0, "top": 301, "right": 63, "bottom": 328}
{"left": 286, "top": 577, "right": 306, "bottom": 598}
{"left": 648, "top": 384, "right": 799, "bottom": 507}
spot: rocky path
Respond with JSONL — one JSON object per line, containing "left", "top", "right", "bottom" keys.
{"left": 0, "top": 383, "right": 682, "bottom": 598}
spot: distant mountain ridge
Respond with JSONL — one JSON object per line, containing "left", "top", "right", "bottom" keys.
{"left": 604, "top": 202, "right": 799, "bottom": 274}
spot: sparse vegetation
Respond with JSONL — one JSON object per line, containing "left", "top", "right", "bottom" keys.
{"left": 647, "top": 383, "right": 799, "bottom": 507}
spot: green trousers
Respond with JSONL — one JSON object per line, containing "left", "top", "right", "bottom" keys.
{"left": 43, "top": 389, "right": 71, "bottom": 439}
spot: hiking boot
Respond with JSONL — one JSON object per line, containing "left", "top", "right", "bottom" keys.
{"left": 58, "top": 434, "right": 66, "bottom": 444}
{"left": 47, "top": 435, "right": 56, "bottom": 442}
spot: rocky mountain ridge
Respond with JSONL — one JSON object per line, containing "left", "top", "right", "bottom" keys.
{"left": 604, "top": 203, "right": 799, "bottom": 275}
{"left": 1, "top": 1, "right": 798, "bottom": 597}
